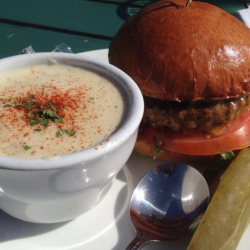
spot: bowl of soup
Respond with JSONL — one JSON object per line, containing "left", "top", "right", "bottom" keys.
{"left": 0, "top": 52, "right": 144, "bottom": 223}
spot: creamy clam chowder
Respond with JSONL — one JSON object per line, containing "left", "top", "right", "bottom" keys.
{"left": 0, "top": 63, "right": 124, "bottom": 158}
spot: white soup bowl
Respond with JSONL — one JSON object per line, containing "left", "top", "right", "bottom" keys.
{"left": 0, "top": 52, "right": 144, "bottom": 223}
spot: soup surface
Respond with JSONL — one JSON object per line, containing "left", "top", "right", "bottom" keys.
{"left": 0, "top": 63, "right": 124, "bottom": 158}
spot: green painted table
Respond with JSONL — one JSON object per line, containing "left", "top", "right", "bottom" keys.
{"left": 0, "top": 0, "right": 246, "bottom": 59}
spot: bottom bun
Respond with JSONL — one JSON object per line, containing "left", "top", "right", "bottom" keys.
{"left": 135, "top": 138, "right": 218, "bottom": 165}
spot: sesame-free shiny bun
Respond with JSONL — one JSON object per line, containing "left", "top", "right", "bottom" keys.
{"left": 109, "top": 0, "right": 250, "bottom": 101}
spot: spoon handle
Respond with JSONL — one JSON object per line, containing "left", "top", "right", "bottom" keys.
{"left": 125, "top": 233, "right": 149, "bottom": 250}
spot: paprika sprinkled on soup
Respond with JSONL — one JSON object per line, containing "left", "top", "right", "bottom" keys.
{"left": 0, "top": 63, "right": 124, "bottom": 158}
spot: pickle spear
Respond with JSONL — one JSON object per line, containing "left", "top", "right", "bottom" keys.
{"left": 187, "top": 148, "right": 250, "bottom": 250}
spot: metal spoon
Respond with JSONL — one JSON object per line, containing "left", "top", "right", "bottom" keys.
{"left": 125, "top": 162, "right": 210, "bottom": 250}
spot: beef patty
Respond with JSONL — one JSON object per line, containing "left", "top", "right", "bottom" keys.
{"left": 143, "top": 95, "right": 250, "bottom": 133}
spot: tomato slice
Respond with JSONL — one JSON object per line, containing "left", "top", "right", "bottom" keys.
{"left": 149, "top": 109, "right": 250, "bottom": 155}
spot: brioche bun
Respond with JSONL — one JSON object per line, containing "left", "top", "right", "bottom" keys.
{"left": 109, "top": 0, "right": 250, "bottom": 163}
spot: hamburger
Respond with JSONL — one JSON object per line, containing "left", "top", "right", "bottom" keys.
{"left": 108, "top": 0, "right": 250, "bottom": 163}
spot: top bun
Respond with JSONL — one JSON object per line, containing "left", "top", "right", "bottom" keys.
{"left": 109, "top": 0, "right": 250, "bottom": 101}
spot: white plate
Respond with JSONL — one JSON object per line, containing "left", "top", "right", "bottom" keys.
{"left": 0, "top": 49, "right": 249, "bottom": 250}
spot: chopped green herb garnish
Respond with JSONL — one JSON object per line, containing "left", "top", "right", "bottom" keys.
{"left": 15, "top": 105, "right": 25, "bottom": 108}
{"left": 56, "top": 131, "right": 61, "bottom": 137}
{"left": 45, "top": 101, "right": 57, "bottom": 111}
{"left": 58, "top": 127, "right": 76, "bottom": 136}
{"left": 10, "top": 94, "right": 77, "bottom": 138}
{"left": 13, "top": 95, "right": 64, "bottom": 129}
{"left": 27, "top": 113, "right": 34, "bottom": 118}
{"left": 24, "top": 145, "right": 31, "bottom": 150}
{"left": 28, "top": 94, "right": 34, "bottom": 100}
{"left": 38, "top": 118, "right": 50, "bottom": 126}
{"left": 153, "top": 145, "right": 164, "bottom": 159}
{"left": 65, "top": 130, "right": 76, "bottom": 136}
{"left": 221, "top": 151, "right": 234, "bottom": 160}
{"left": 3, "top": 104, "right": 12, "bottom": 108}
{"left": 29, "top": 119, "right": 37, "bottom": 126}
{"left": 89, "top": 97, "right": 94, "bottom": 100}
{"left": 43, "top": 109, "right": 62, "bottom": 123}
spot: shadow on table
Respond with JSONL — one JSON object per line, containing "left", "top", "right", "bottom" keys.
{"left": 116, "top": 0, "right": 243, "bottom": 21}
{"left": 0, "top": 210, "right": 70, "bottom": 243}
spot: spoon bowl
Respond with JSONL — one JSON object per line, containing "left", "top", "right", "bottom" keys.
{"left": 126, "top": 162, "right": 210, "bottom": 250}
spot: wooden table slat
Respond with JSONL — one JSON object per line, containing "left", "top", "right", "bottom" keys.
{"left": 0, "top": 0, "right": 139, "bottom": 38}
{"left": 0, "top": 23, "right": 110, "bottom": 59}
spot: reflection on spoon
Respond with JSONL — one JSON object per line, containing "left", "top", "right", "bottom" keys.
{"left": 125, "top": 162, "right": 210, "bottom": 250}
